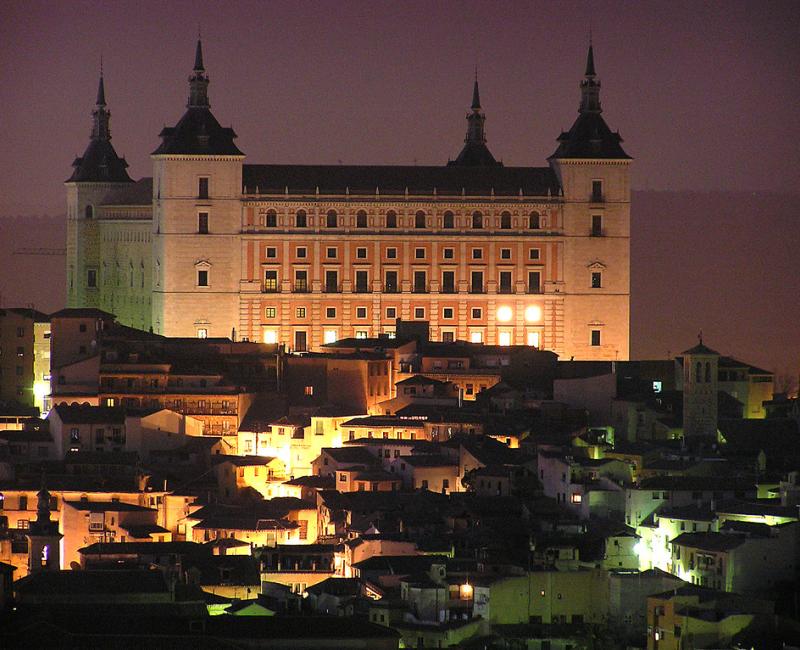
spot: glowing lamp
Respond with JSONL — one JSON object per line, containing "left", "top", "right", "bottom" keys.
{"left": 460, "top": 583, "right": 473, "bottom": 599}
{"left": 524, "top": 305, "right": 542, "bottom": 322}
{"left": 496, "top": 306, "right": 513, "bottom": 322}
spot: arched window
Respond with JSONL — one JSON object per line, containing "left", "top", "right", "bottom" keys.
{"left": 356, "top": 210, "right": 368, "bottom": 228}
{"left": 326, "top": 210, "right": 338, "bottom": 228}
{"left": 472, "top": 211, "right": 483, "bottom": 229}
{"left": 443, "top": 211, "right": 455, "bottom": 229}
{"left": 386, "top": 211, "right": 397, "bottom": 228}
{"left": 85, "top": 205, "right": 94, "bottom": 219}
{"left": 265, "top": 209, "right": 277, "bottom": 227}
{"left": 705, "top": 362, "right": 711, "bottom": 383}
{"left": 295, "top": 210, "right": 307, "bottom": 228}
{"left": 415, "top": 211, "right": 426, "bottom": 229}
{"left": 501, "top": 211, "right": 512, "bottom": 229}
{"left": 695, "top": 362, "right": 702, "bottom": 383}
{"left": 529, "top": 211, "right": 540, "bottom": 229}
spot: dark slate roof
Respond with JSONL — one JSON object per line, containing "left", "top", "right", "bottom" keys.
{"left": 671, "top": 532, "right": 746, "bottom": 552}
{"left": 153, "top": 107, "right": 243, "bottom": 156}
{"left": 101, "top": 177, "right": 153, "bottom": 206}
{"left": 323, "top": 447, "right": 379, "bottom": 464}
{"left": 78, "top": 541, "right": 206, "bottom": 556}
{"left": 322, "top": 337, "right": 413, "bottom": 350}
{"left": 5, "top": 307, "right": 51, "bottom": 322}
{"left": 15, "top": 569, "right": 169, "bottom": 595}
{"left": 682, "top": 342, "right": 721, "bottom": 356}
{"left": 551, "top": 111, "right": 630, "bottom": 160}
{"left": 49, "top": 307, "right": 116, "bottom": 319}
{"left": 395, "top": 375, "right": 447, "bottom": 387}
{"left": 51, "top": 404, "right": 126, "bottom": 424}
{"left": 242, "top": 164, "right": 561, "bottom": 197}
{"left": 68, "top": 138, "right": 133, "bottom": 183}
{"left": 64, "top": 500, "right": 155, "bottom": 513}
{"left": 449, "top": 142, "right": 500, "bottom": 167}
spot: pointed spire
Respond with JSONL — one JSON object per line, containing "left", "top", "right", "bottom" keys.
{"left": 585, "top": 43, "right": 596, "bottom": 77}
{"left": 471, "top": 67, "right": 481, "bottom": 110}
{"left": 96, "top": 55, "right": 106, "bottom": 106}
{"left": 194, "top": 37, "right": 204, "bottom": 71}
{"left": 579, "top": 43, "right": 602, "bottom": 114}
{"left": 188, "top": 37, "right": 210, "bottom": 108}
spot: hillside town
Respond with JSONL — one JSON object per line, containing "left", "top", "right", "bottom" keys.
{"left": 0, "top": 306, "right": 798, "bottom": 648}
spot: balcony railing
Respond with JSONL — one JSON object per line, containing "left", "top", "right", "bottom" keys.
{"left": 590, "top": 228, "right": 605, "bottom": 237}
{"left": 527, "top": 286, "right": 542, "bottom": 294}
{"left": 470, "top": 286, "right": 485, "bottom": 294}
{"left": 498, "top": 286, "right": 514, "bottom": 294}
{"left": 441, "top": 285, "right": 457, "bottom": 294}
{"left": 262, "top": 283, "right": 279, "bottom": 293}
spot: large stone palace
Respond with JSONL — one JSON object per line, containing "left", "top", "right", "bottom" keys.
{"left": 66, "top": 40, "right": 631, "bottom": 359}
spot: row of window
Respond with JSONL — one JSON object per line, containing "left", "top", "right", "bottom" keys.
{"left": 250, "top": 209, "right": 547, "bottom": 231}
{"left": 255, "top": 269, "right": 546, "bottom": 294}
{"left": 261, "top": 245, "right": 543, "bottom": 262}
{"left": 264, "top": 303, "right": 544, "bottom": 323}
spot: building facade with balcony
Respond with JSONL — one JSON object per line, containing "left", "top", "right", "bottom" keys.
{"left": 66, "top": 41, "right": 630, "bottom": 361}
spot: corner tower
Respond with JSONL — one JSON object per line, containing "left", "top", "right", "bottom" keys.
{"left": 65, "top": 69, "right": 133, "bottom": 309}
{"left": 151, "top": 39, "right": 244, "bottom": 337}
{"left": 549, "top": 44, "right": 632, "bottom": 360}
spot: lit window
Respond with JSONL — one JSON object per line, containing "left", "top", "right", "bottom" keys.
{"left": 498, "top": 331, "right": 511, "bottom": 346}
{"left": 197, "top": 328, "right": 208, "bottom": 339}
{"left": 496, "top": 306, "right": 513, "bottom": 322}
{"left": 304, "top": 385, "right": 314, "bottom": 396}
{"left": 265, "top": 307, "right": 277, "bottom": 319}
{"left": 323, "top": 329, "right": 337, "bottom": 344}
{"left": 525, "top": 305, "right": 542, "bottom": 322}
{"left": 355, "top": 330, "right": 368, "bottom": 339}
{"left": 470, "top": 331, "right": 483, "bottom": 344}
{"left": 263, "top": 330, "right": 278, "bottom": 344}
{"left": 527, "top": 331, "right": 540, "bottom": 348}
{"left": 296, "top": 307, "right": 306, "bottom": 318}
{"left": 571, "top": 493, "right": 582, "bottom": 503}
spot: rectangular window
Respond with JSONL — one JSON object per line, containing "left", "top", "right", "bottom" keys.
{"left": 355, "top": 270, "right": 369, "bottom": 293}
{"left": 325, "top": 270, "right": 338, "bottom": 293}
{"left": 294, "top": 330, "right": 307, "bottom": 352}
{"left": 386, "top": 247, "right": 397, "bottom": 259}
{"left": 442, "top": 270, "right": 456, "bottom": 293}
{"left": 413, "top": 271, "right": 427, "bottom": 293}
{"left": 87, "top": 269, "right": 97, "bottom": 288}
{"left": 443, "top": 247, "right": 454, "bottom": 260}
{"left": 304, "top": 385, "right": 314, "bottom": 396}
{"left": 386, "top": 307, "right": 397, "bottom": 319}
{"left": 591, "top": 329, "right": 601, "bottom": 346}
{"left": 414, "top": 307, "right": 425, "bottom": 319}
{"left": 592, "top": 214, "right": 603, "bottom": 236}
{"left": 529, "top": 248, "right": 540, "bottom": 260}
{"left": 471, "top": 307, "right": 482, "bottom": 319}
{"left": 592, "top": 180, "right": 603, "bottom": 202}
{"left": 324, "top": 329, "right": 337, "bottom": 344}
{"left": 472, "top": 248, "right": 483, "bottom": 260}
{"left": 591, "top": 271, "right": 602, "bottom": 288}
{"left": 326, "top": 307, "right": 336, "bottom": 318}
{"left": 265, "top": 307, "right": 277, "bottom": 319}
{"left": 356, "top": 247, "right": 367, "bottom": 259}
{"left": 294, "top": 270, "right": 308, "bottom": 292}
{"left": 356, "top": 307, "right": 367, "bottom": 319}
{"left": 443, "top": 307, "right": 454, "bottom": 319}
{"left": 355, "top": 330, "right": 368, "bottom": 338}
{"left": 470, "top": 271, "right": 483, "bottom": 293}
{"left": 198, "top": 177, "right": 209, "bottom": 199}
{"left": 527, "top": 331, "right": 540, "bottom": 348}
{"left": 326, "top": 247, "right": 337, "bottom": 259}
{"left": 385, "top": 271, "right": 398, "bottom": 293}
{"left": 442, "top": 331, "right": 454, "bottom": 343}
{"left": 499, "top": 271, "right": 512, "bottom": 294}
{"left": 197, "top": 269, "right": 209, "bottom": 287}
{"left": 296, "top": 307, "right": 306, "bottom": 318}
{"left": 528, "top": 271, "right": 541, "bottom": 294}
{"left": 198, "top": 212, "right": 209, "bottom": 234}
{"left": 263, "top": 269, "right": 277, "bottom": 292}
{"left": 500, "top": 248, "right": 511, "bottom": 260}
{"left": 265, "top": 247, "right": 277, "bottom": 258}
{"left": 498, "top": 331, "right": 511, "bottom": 346}
{"left": 415, "top": 248, "right": 425, "bottom": 259}
{"left": 296, "top": 247, "right": 307, "bottom": 258}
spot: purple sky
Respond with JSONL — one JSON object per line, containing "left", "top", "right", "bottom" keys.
{"left": 2, "top": 0, "right": 798, "bottom": 214}
{"left": 1, "top": 1, "right": 798, "bottom": 382}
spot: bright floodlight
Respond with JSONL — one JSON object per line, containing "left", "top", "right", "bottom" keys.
{"left": 496, "top": 306, "right": 513, "bottom": 322}
{"left": 525, "top": 305, "right": 542, "bottom": 322}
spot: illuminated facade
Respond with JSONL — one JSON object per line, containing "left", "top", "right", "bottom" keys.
{"left": 66, "top": 41, "right": 631, "bottom": 360}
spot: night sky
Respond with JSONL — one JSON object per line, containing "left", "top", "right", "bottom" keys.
{"left": 1, "top": 1, "right": 798, "bottom": 381}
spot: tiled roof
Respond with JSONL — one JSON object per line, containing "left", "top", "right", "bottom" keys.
{"left": 51, "top": 404, "right": 125, "bottom": 424}
{"left": 242, "top": 164, "right": 560, "bottom": 197}
{"left": 551, "top": 111, "right": 630, "bottom": 160}
{"left": 153, "top": 107, "right": 243, "bottom": 156}
{"left": 671, "top": 532, "right": 746, "bottom": 552}
{"left": 101, "top": 177, "right": 153, "bottom": 206}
